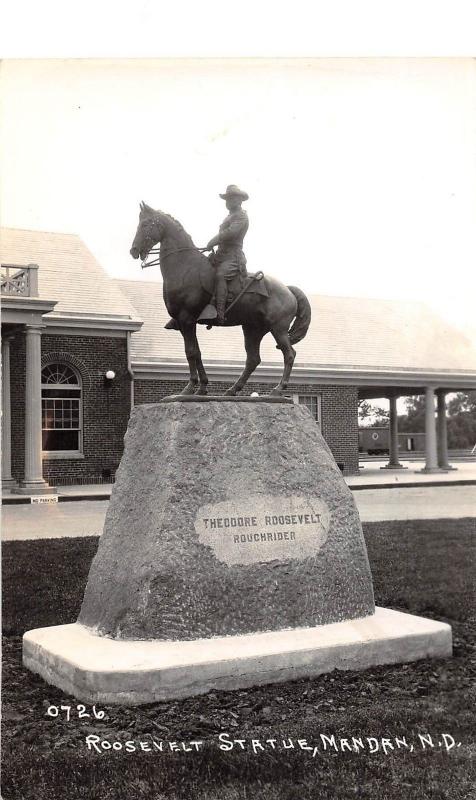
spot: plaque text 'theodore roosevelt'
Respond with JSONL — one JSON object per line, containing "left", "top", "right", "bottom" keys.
{"left": 195, "top": 494, "right": 331, "bottom": 565}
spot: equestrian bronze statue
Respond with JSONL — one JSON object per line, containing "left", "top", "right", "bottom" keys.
{"left": 130, "top": 187, "right": 311, "bottom": 397}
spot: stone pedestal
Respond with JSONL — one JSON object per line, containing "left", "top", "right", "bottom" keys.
{"left": 78, "top": 398, "right": 375, "bottom": 638}
{"left": 23, "top": 397, "right": 451, "bottom": 701}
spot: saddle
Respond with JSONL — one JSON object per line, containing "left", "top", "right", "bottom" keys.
{"left": 164, "top": 259, "right": 269, "bottom": 330}
{"left": 226, "top": 271, "right": 269, "bottom": 300}
{"left": 198, "top": 256, "right": 267, "bottom": 297}
{"left": 195, "top": 268, "right": 269, "bottom": 326}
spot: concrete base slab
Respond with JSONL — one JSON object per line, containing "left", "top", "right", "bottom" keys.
{"left": 23, "top": 608, "right": 451, "bottom": 705}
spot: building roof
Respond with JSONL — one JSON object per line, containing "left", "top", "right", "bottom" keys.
{"left": 118, "top": 279, "right": 476, "bottom": 385}
{"left": 1, "top": 228, "right": 140, "bottom": 325}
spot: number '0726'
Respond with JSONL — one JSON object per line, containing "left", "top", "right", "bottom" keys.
{"left": 46, "top": 704, "right": 105, "bottom": 721}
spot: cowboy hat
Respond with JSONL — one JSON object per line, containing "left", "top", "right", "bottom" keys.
{"left": 219, "top": 184, "right": 249, "bottom": 201}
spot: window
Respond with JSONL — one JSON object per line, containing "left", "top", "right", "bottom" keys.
{"left": 41, "top": 363, "right": 82, "bottom": 454}
{"left": 292, "top": 394, "right": 321, "bottom": 425}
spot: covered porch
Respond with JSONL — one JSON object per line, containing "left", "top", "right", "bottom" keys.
{"left": 1, "top": 263, "right": 57, "bottom": 494}
{"left": 358, "top": 375, "right": 476, "bottom": 473}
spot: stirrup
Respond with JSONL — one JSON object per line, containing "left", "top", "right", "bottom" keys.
{"left": 197, "top": 304, "right": 217, "bottom": 324}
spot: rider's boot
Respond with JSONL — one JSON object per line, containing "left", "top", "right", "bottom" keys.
{"left": 215, "top": 277, "right": 227, "bottom": 325}
{"left": 164, "top": 318, "right": 180, "bottom": 330}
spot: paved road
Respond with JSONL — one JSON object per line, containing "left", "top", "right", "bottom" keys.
{"left": 2, "top": 500, "right": 108, "bottom": 541}
{"left": 2, "top": 485, "right": 475, "bottom": 541}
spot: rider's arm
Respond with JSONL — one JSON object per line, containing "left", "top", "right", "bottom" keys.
{"left": 215, "top": 216, "right": 248, "bottom": 243}
{"left": 206, "top": 234, "right": 220, "bottom": 249}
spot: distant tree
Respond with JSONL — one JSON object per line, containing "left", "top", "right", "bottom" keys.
{"left": 397, "top": 395, "right": 425, "bottom": 433}
{"left": 358, "top": 400, "right": 373, "bottom": 425}
{"left": 447, "top": 391, "right": 476, "bottom": 449}
{"left": 396, "top": 392, "right": 476, "bottom": 448}
{"left": 368, "top": 407, "right": 390, "bottom": 427}
{"left": 447, "top": 414, "right": 476, "bottom": 449}
{"left": 358, "top": 400, "right": 390, "bottom": 427}
{"left": 447, "top": 391, "right": 476, "bottom": 416}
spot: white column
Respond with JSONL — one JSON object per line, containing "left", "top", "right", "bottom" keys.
{"left": 2, "top": 335, "right": 18, "bottom": 490}
{"left": 381, "top": 394, "right": 407, "bottom": 469}
{"left": 420, "top": 386, "right": 446, "bottom": 473}
{"left": 437, "top": 390, "right": 457, "bottom": 470}
{"left": 18, "top": 325, "right": 55, "bottom": 494}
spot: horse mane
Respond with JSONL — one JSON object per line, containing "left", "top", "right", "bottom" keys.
{"left": 157, "top": 209, "right": 194, "bottom": 245}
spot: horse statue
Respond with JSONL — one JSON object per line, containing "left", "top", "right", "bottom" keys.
{"left": 130, "top": 202, "right": 311, "bottom": 396}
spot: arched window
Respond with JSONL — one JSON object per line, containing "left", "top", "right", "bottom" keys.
{"left": 41, "top": 363, "right": 82, "bottom": 454}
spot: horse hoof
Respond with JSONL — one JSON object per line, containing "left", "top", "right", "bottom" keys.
{"left": 269, "top": 388, "right": 283, "bottom": 396}
{"left": 224, "top": 388, "right": 238, "bottom": 397}
{"left": 194, "top": 387, "right": 208, "bottom": 396}
{"left": 180, "top": 384, "right": 198, "bottom": 396}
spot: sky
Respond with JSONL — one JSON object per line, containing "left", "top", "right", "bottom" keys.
{"left": 1, "top": 57, "right": 476, "bottom": 335}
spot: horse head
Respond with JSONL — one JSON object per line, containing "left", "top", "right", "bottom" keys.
{"left": 130, "top": 202, "right": 165, "bottom": 261}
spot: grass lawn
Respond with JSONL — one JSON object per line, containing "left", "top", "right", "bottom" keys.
{"left": 2, "top": 518, "right": 476, "bottom": 800}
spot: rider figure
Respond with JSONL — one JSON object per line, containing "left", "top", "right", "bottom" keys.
{"left": 163, "top": 185, "right": 249, "bottom": 330}
{"left": 206, "top": 185, "right": 249, "bottom": 325}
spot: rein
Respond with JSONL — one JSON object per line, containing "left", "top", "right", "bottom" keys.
{"left": 141, "top": 246, "right": 209, "bottom": 270}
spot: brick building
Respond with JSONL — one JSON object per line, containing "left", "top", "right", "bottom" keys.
{"left": 2, "top": 228, "right": 476, "bottom": 490}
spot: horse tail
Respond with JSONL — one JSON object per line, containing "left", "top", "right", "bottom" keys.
{"left": 287, "top": 286, "right": 312, "bottom": 345}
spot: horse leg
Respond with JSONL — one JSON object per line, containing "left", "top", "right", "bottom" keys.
{"left": 270, "top": 326, "right": 296, "bottom": 395}
{"left": 191, "top": 329, "right": 209, "bottom": 395}
{"left": 179, "top": 323, "right": 200, "bottom": 395}
{"left": 224, "top": 325, "right": 265, "bottom": 396}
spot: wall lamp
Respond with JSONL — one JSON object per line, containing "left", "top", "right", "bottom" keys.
{"left": 104, "top": 370, "right": 116, "bottom": 388}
